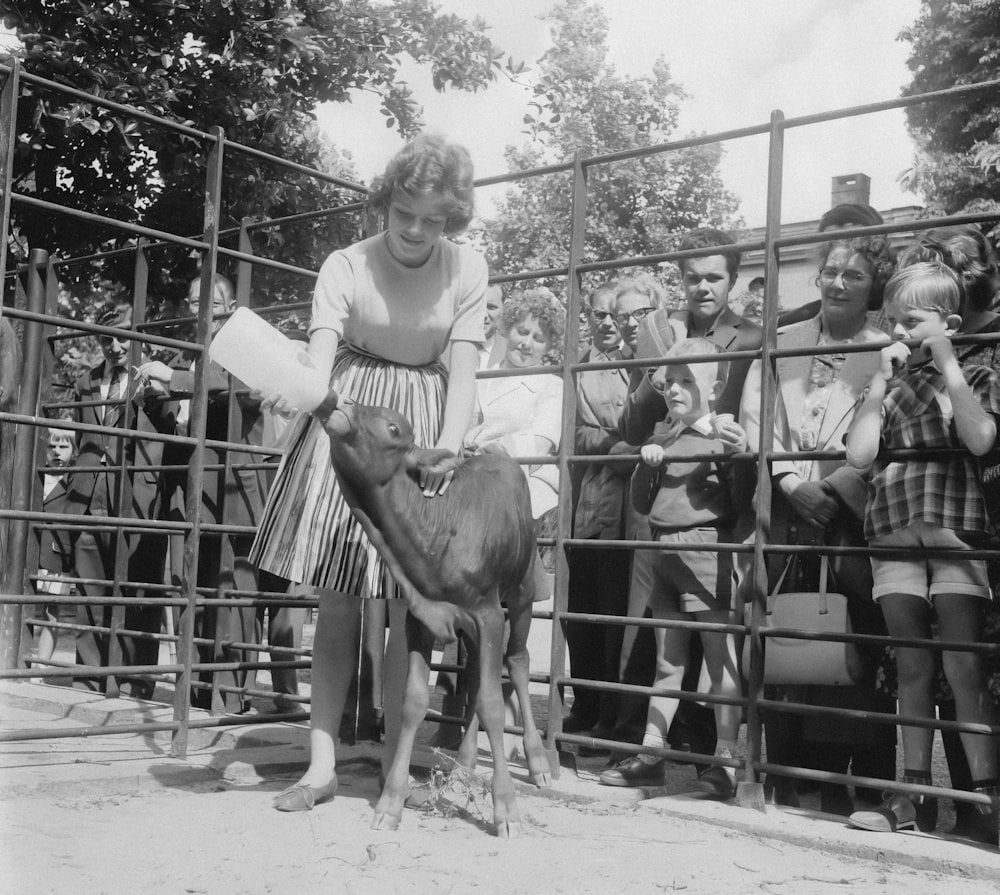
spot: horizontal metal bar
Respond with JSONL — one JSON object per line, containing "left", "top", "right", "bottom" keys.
{"left": 4, "top": 305, "right": 201, "bottom": 353}
{"left": 13, "top": 193, "right": 208, "bottom": 249}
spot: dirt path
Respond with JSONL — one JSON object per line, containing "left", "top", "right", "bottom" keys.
{"left": 4, "top": 762, "right": 986, "bottom": 895}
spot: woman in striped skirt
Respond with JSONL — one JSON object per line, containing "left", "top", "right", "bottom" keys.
{"left": 250, "top": 133, "right": 488, "bottom": 812}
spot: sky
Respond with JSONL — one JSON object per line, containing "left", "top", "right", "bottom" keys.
{"left": 315, "top": 0, "right": 926, "bottom": 227}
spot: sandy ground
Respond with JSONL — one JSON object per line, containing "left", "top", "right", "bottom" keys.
{"left": 5, "top": 608, "right": 998, "bottom": 894}
{"left": 2, "top": 744, "right": 994, "bottom": 895}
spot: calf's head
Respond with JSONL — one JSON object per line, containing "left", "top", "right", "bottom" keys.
{"left": 315, "top": 393, "right": 413, "bottom": 488}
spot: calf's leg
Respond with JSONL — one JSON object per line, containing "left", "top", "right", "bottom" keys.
{"left": 372, "top": 614, "right": 433, "bottom": 831}
{"left": 455, "top": 634, "right": 482, "bottom": 772}
{"left": 474, "top": 603, "right": 522, "bottom": 838}
{"left": 505, "top": 581, "right": 552, "bottom": 788}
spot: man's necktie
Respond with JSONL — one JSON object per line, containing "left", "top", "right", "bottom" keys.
{"left": 105, "top": 366, "right": 124, "bottom": 426}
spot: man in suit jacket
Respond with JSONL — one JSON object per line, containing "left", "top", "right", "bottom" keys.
{"left": 138, "top": 274, "right": 267, "bottom": 711}
{"left": 65, "top": 303, "right": 170, "bottom": 695}
{"left": 620, "top": 227, "right": 763, "bottom": 445}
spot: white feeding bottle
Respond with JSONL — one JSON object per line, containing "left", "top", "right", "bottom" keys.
{"left": 209, "top": 307, "right": 329, "bottom": 412}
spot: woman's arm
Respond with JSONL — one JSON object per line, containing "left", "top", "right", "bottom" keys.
{"left": 436, "top": 339, "right": 479, "bottom": 454}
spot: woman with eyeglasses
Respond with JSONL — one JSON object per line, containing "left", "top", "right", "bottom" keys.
{"left": 740, "top": 234, "right": 897, "bottom": 815}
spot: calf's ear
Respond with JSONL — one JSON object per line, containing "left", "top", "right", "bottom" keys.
{"left": 405, "top": 447, "right": 460, "bottom": 480}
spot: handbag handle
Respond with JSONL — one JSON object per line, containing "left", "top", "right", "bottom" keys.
{"left": 817, "top": 555, "right": 829, "bottom": 615}
{"left": 766, "top": 554, "right": 830, "bottom": 615}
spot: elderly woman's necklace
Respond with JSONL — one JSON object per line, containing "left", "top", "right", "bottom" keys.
{"left": 811, "top": 330, "right": 848, "bottom": 389}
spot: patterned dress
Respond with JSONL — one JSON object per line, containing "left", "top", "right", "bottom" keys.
{"left": 249, "top": 233, "right": 487, "bottom": 597}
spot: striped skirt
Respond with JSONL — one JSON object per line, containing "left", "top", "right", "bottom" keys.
{"left": 249, "top": 344, "right": 447, "bottom": 596}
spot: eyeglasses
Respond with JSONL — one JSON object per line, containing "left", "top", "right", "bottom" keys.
{"left": 614, "top": 307, "right": 656, "bottom": 325}
{"left": 818, "top": 267, "right": 870, "bottom": 286}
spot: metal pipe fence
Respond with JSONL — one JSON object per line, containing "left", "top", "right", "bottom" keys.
{"left": 2, "top": 59, "right": 1000, "bottom": 826}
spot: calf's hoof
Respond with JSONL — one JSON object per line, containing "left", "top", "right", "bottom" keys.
{"left": 371, "top": 811, "right": 401, "bottom": 831}
{"left": 530, "top": 769, "right": 551, "bottom": 788}
{"left": 494, "top": 819, "right": 523, "bottom": 839}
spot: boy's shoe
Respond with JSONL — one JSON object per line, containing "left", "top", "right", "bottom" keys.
{"left": 599, "top": 756, "right": 667, "bottom": 787}
{"left": 696, "top": 765, "right": 736, "bottom": 800}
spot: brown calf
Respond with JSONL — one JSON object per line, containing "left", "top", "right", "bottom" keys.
{"left": 316, "top": 392, "right": 552, "bottom": 837}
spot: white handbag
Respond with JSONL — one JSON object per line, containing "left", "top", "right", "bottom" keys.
{"left": 742, "top": 556, "right": 863, "bottom": 686}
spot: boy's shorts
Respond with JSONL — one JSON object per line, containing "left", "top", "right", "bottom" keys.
{"left": 869, "top": 521, "right": 991, "bottom": 603}
{"left": 646, "top": 527, "right": 733, "bottom": 615}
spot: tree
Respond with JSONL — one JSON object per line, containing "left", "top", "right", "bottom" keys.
{"left": 898, "top": 0, "right": 1000, "bottom": 224}
{"left": 476, "top": 0, "right": 740, "bottom": 302}
{"left": 1, "top": 0, "right": 516, "bottom": 314}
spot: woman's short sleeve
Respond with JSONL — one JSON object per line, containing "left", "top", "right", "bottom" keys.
{"left": 446, "top": 247, "right": 489, "bottom": 344}
{"left": 309, "top": 251, "right": 354, "bottom": 337}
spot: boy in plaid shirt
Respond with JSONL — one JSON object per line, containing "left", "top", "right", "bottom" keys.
{"left": 846, "top": 261, "right": 1000, "bottom": 835}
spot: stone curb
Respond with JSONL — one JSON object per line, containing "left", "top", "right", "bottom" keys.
{"left": 2, "top": 681, "right": 998, "bottom": 882}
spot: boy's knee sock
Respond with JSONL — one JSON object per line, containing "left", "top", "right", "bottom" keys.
{"left": 639, "top": 732, "right": 667, "bottom": 764}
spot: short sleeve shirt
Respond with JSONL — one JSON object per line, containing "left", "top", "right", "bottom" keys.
{"left": 310, "top": 233, "right": 488, "bottom": 366}
{"left": 866, "top": 360, "right": 1000, "bottom": 539}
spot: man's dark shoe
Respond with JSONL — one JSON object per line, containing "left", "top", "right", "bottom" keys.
{"left": 599, "top": 755, "right": 667, "bottom": 787}
{"left": 849, "top": 791, "right": 937, "bottom": 833}
{"left": 696, "top": 765, "right": 736, "bottom": 800}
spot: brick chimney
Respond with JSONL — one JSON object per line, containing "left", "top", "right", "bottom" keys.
{"left": 831, "top": 173, "right": 871, "bottom": 208}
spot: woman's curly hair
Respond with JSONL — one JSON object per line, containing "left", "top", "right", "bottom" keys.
{"left": 499, "top": 286, "right": 566, "bottom": 366}
{"left": 817, "top": 234, "right": 896, "bottom": 310}
{"left": 368, "top": 133, "right": 475, "bottom": 235}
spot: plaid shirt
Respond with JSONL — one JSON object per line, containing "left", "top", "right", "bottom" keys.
{"left": 866, "top": 359, "right": 1000, "bottom": 539}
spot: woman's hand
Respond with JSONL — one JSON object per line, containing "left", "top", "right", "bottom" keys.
{"left": 251, "top": 350, "right": 316, "bottom": 418}
{"left": 417, "top": 450, "right": 461, "bottom": 497}
{"left": 785, "top": 479, "right": 839, "bottom": 528}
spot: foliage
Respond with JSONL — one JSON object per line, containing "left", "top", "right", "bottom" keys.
{"left": 1, "top": 0, "right": 515, "bottom": 316}
{"left": 1, "top": 0, "right": 516, "bottom": 386}
{"left": 897, "top": 0, "right": 1000, "bottom": 226}
{"left": 475, "top": 0, "right": 740, "bottom": 301}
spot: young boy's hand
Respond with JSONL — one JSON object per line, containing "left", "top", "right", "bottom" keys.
{"left": 640, "top": 443, "right": 665, "bottom": 467}
{"left": 924, "top": 333, "right": 957, "bottom": 368}
{"left": 714, "top": 417, "right": 748, "bottom": 453}
{"left": 879, "top": 341, "right": 910, "bottom": 379}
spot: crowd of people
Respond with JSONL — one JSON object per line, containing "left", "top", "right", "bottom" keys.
{"left": 28, "top": 274, "right": 304, "bottom": 711}
{"left": 15, "top": 131, "right": 1000, "bottom": 847}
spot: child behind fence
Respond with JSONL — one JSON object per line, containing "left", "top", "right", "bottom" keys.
{"left": 846, "top": 261, "right": 1000, "bottom": 836}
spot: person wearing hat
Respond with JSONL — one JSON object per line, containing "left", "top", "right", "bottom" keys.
{"left": 65, "top": 302, "right": 170, "bottom": 696}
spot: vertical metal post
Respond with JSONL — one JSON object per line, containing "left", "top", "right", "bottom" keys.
{"left": 172, "top": 127, "right": 225, "bottom": 756}
{"left": 0, "top": 59, "right": 20, "bottom": 304}
{"left": 0, "top": 250, "right": 48, "bottom": 668}
{"left": 105, "top": 242, "right": 154, "bottom": 696}
{"left": 546, "top": 150, "right": 587, "bottom": 772}
{"left": 739, "top": 110, "right": 785, "bottom": 806}
{"left": 0, "top": 61, "right": 22, "bottom": 593}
